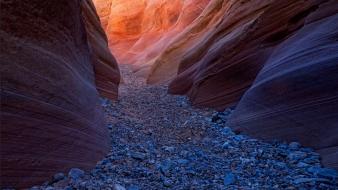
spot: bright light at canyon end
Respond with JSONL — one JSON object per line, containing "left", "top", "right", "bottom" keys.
{"left": 93, "top": 0, "right": 210, "bottom": 71}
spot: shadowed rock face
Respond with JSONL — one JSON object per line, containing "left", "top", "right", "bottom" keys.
{"left": 228, "top": 0, "right": 338, "bottom": 169}
{"left": 93, "top": 0, "right": 211, "bottom": 75}
{"left": 0, "top": 0, "right": 119, "bottom": 188}
{"left": 150, "top": 0, "right": 337, "bottom": 169}
{"left": 82, "top": 0, "right": 121, "bottom": 99}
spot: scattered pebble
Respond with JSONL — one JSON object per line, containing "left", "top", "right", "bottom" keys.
{"left": 29, "top": 65, "right": 338, "bottom": 190}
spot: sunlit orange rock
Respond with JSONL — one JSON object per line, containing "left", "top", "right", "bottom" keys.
{"left": 93, "top": 0, "right": 210, "bottom": 75}
{"left": 151, "top": 0, "right": 327, "bottom": 106}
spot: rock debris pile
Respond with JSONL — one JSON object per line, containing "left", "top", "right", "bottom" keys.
{"left": 29, "top": 66, "right": 337, "bottom": 190}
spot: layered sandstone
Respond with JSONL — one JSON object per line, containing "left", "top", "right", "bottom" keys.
{"left": 150, "top": 0, "right": 326, "bottom": 108}
{"left": 148, "top": 0, "right": 337, "bottom": 169}
{"left": 228, "top": 0, "right": 338, "bottom": 169}
{"left": 82, "top": 0, "right": 121, "bottom": 99}
{"left": 0, "top": 0, "right": 119, "bottom": 188}
{"left": 93, "top": 0, "right": 210, "bottom": 75}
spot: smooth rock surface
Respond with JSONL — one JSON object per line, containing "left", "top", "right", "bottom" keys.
{"left": 93, "top": 0, "right": 210, "bottom": 72}
{"left": 162, "top": 0, "right": 328, "bottom": 109}
{"left": 81, "top": 0, "right": 121, "bottom": 99}
{"left": 228, "top": 0, "right": 338, "bottom": 169}
{"left": 0, "top": 0, "right": 119, "bottom": 188}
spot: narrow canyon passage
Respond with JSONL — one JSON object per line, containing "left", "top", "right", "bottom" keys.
{"left": 31, "top": 66, "right": 337, "bottom": 189}
{"left": 2, "top": 0, "right": 338, "bottom": 189}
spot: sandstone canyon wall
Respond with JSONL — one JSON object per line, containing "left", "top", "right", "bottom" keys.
{"left": 0, "top": 0, "right": 119, "bottom": 188}
{"left": 147, "top": 0, "right": 338, "bottom": 169}
{"left": 82, "top": 0, "right": 121, "bottom": 99}
{"left": 93, "top": 0, "right": 211, "bottom": 75}
{"left": 228, "top": 1, "right": 338, "bottom": 169}
{"left": 151, "top": 0, "right": 330, "bottom": 108}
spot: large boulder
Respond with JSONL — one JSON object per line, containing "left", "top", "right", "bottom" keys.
{"left": 0, "top": 0, "right": 119, "bottom": 188}
{"left": 228, "top": 0, "right": 338, "bottom": 169}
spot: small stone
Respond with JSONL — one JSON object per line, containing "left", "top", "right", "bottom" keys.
{"left": 131, "top": 152, "right": 146, "bottom": 161}
{"left": 52, "top": 172, "right": 65, "bottom": 182}
{"left": 64, "top": 186, "right": 73, "bottom": 190}
{"left": 296, "top": 162, "right": 309, "bottom": 168}
{"left": 224, "top": 172, "right": 236, "bottom": 186}
{"left": 317, "top": 168, "right": 338, "bottom": 179}
{"left": 303, "top": 157, "right": 318, "bottom": 164}
{"left": 288, "top": 151, "right": 307, "bottom": 162}
{"left": 289, "top": 142, "right": 301, "bottom": 150}
{"left": 233, "top": 135, "right": 246, "bottom": 141}
{"left": 127, "top": 185, "right": 140, "bottom": 190}
{"left": 177, "top": 159, "right": 189, "bottom": 165}
{"left": 222, "top": 141, "right": 231, "bottom": 149}
{"left": 107, "top": 178, "right": 113, "bottom": 184}
{"left": 221, "top": 127, "right": 234, "bottom": 136}
{"left": 107, "top": 124, "right": 113, "bottom": 130}
{"left": 68, "top": 168, "right": 84, "bottom": 181}
{"left": 163, "top": 178, "right": 173, "bottom": 187}
{"left": 30, "top": 186, "right": 40, "bottom": 190}
{"left": 113, "top": 184, "right": 126, "bottom": 190}
{"left": 275, "top": 162, "right": 287, "bottom": 169}
{"left": 293, "top": 178, "right": 330, "bottom": 184}
{"left": 162, "top": 146, "right": 175, "bottom": 152}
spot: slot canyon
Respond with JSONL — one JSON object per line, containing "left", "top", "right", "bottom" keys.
{"left": 0, "top": 0, "right": 338, "bottom": 189}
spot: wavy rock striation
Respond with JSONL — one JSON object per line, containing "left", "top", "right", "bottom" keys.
{"left": 93, "top": 0, "right": 210, "bottom": 75}
{"left": 82, "top": 0, "right": 121, "bottom": 99}
{"left": 228, "top": 0, "right": 338, "bottom": 169}
{"left": 148, "top": 0, "right": 338, "bottom": 169}
{"left": 0, "top": 0, "right": 119, "bottom": 188}
{"left": 151, "top": 0, "right": 326, "bottom": 107}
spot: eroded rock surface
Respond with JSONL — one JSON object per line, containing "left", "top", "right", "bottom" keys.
{"left": 82, "top": 0, "right": 121, "bottom": 99}
{"left": 145, "top": 0, "right": 338, "bottom": 169}
{"left": 228, "top": 1, "right": 338, "bottom": 170}
{"left": 0, "top": 0, "right": 119, "bottom": 188}
{"left": 93, "top": 0, "right": 210, "bottom": 74}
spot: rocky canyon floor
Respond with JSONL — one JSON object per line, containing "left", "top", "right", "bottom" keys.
{"left": 30, "top": 65, "right": 337, "bottom": 190}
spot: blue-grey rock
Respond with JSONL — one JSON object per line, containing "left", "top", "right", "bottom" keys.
{"left": 127, "top": 185, "right": 140, "bottom": 190}
{"left": 163, "top": 178, "right": 173, "bottom": 187}
{"left": 221, "top": 127, "right": 234, "bottom": 136}
{"left": 317, "top": 168, "right": 338, "bottom": 179}
{"left": 131, "top": 152, "right": 146, "bottom": 161}
{"left": 52, "top": 172, "right": 65, "bottom": 182}
{"left": 288, "top": 151, "right": 307, "bottom": 161}
{"left": 233, "top": 135, "right": 246, "bottom": 142}
{"left": 224, "top": 172, "right": 236, "bottom": 186}
{"left": 296, "top": 162, "right": 310, "bottom": 168}
{"left": 303, "top": 157, "right": 319, "bottom": 164}
{"left": 289, "top": 142, "right": 301, "bottom": 150}
{"left": 68, "top": 168, "right": 85, "bottom": 181}
{"left": 177, "top": 159, "right": 189, "bottom": 165}
{"left": 293, "top": 178, "right": 330, "bottom": 184}
{"left": 113, "top": 184, "right": 126, "bottom": 190}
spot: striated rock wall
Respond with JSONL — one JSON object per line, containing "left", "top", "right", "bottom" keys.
{"left": 0, "top": 0, "right": 119, "bottom": 188}
{"left": 93, "top": 0, "right": 210, "bottom": 75}
{"left": 148, "top": 0, "right": 337, "bottom": 169}
{"left": 150, "top": 0, "right": 327, "bottom": 108}
{"left": 228, "top": 0, "right": 338, "bottom": 169}
{"left": 82, "top": 0, "right": 121, "bottom": 99}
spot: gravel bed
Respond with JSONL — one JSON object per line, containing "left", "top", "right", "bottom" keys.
{"left": 29, "top": 65, "right": 337, "bottom": 190}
